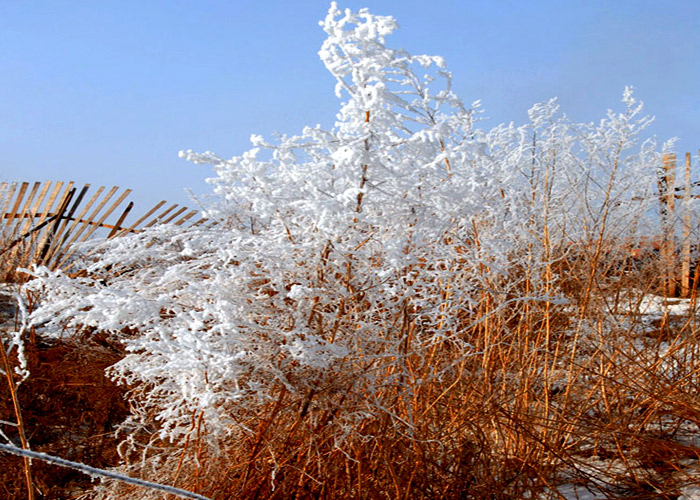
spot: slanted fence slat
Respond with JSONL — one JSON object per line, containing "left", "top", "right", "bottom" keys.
{"left": 52, "top": 186, "right": 131, "bottom": 269}
{"left": 112, "top": 200, "right": 166, "bottom": 239}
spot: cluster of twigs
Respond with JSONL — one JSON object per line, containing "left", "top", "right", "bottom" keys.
{"left": 77, "top": 237, "right": 700, "bottom": 500}
{"left": 2, "top": 4, "right": 700, "bottom": 497}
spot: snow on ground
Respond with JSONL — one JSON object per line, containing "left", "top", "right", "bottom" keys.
{"left": 557, "top": 482, "right": 700, "bottom": 500}
{"left": 637, "top": 294, "right": 698, "bottom": 317}
{"left": 553, "top": 292, "right": 700, "bottom": 499}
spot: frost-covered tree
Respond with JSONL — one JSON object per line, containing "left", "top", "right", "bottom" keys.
{"left": 21, "top": 3, "right": 664, "bottom": 497}
{"left": 27, "top": 2, "right": 500, "bottom": 440}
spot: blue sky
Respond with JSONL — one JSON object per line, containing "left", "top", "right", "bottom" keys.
{"left": 2, "top": 1, "right": 699, "bottom": 211}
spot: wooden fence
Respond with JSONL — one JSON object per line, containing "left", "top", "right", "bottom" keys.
{"left": 0, "top": 181, "right": 207, "bottom": 281}
{"left": 3, "top": 158, "right": 700, "bottom": 295}
{"left": 658, "top": 152, "right": 700, "bottom": 297}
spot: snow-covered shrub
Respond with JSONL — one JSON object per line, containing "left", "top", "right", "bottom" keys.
{"left": 20, "top": 3, "right": 668, "bottom": 498}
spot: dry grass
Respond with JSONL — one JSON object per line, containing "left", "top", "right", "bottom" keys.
{"left": 85, "top": 242, "right": 700, "bottom": 499}
{"left": 2, "top": 216, "right": 700, "bottom": 499}
{"left": 0, "top": 305, "right": 129, "bottom": 499}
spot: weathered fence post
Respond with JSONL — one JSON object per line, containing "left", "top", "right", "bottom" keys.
{"left": 659, "top": 154, "right": 677, "bottom": 297}
{"left": 681, "top": 152, "right": 693, "bottom": 297}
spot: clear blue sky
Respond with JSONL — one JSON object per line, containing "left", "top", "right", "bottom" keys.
{"left": 2, "top": 1, "right": 699, "bottom": 211}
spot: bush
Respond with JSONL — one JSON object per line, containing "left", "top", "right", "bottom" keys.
{"left": 17, "top": 3, "right": 700, "bottom": 499}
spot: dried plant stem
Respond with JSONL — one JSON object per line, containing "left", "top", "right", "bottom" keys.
{"left": 0, "top": 338, "right": 34, "bottom": 500}
{"left": 0, "top": 443, "right": 211, "bottom": 500}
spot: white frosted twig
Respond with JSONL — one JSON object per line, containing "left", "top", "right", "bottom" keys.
{"left": 0, "top": 443, "right": 212, "bottom": 500}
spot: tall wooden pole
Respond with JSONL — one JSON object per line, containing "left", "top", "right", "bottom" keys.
{"left": 681, "top": 152, "right": 692, "bottom": 297}
{"left": 660, "top": 154, "right": 677, "bottom": 297}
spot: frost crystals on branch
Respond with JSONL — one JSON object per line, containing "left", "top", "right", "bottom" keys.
{"left": 20, "top": 3, "right": 663, "bottom": 498}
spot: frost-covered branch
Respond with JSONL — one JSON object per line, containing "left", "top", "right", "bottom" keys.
{"left": 0, "top": 443, "right": 212, "bottom": 500}
{"left": 18, "top": 4, "right": 665, "bottom": 498}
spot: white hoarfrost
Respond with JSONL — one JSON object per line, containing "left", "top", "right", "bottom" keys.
{"left": 18, "top": 3, "right": 671, "bottom": 496}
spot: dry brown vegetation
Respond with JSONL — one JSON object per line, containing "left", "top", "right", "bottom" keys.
{"left": 2, "top": 235, "right": 700, "bottom": 500}
{"left": 0, "top": 289, "right": 128, "bottom": 499}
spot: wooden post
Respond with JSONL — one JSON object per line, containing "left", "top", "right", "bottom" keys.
{"left": 659, "top": 154, "right": 677, "bottom": 297}
{"left": 681, "top": 152, "right": 692, "bottom": 297}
